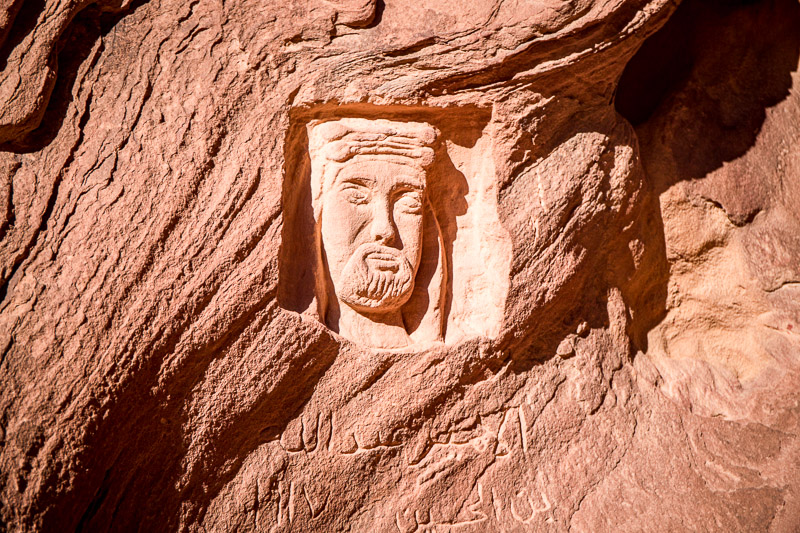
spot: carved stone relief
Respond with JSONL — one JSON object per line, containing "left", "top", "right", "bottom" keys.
{"left": 307, "top": 118, "right": 442, "bottom": 348}
{"left": 280, "top": 111, "right": 511, "bottom": 349}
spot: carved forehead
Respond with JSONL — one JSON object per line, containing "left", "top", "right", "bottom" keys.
{"left": 307, "top": 118, "right": 438, "bottom": 167}
{"left": 333, "top": 158, "right": 427, "bottom": 189}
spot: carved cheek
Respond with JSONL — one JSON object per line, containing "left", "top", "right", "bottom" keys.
{"left": 335, "top": 193, "right": 373, "bottom": 246}
{"left": 394, "top": 209, "right": 423, "bottom": 260}
{"left": 321, "top": 192, "right": 360, "bottom": 268}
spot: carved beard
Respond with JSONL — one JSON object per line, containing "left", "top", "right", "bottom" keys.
{"left": 335, "top": 242, "right": 415, "bottom": 312}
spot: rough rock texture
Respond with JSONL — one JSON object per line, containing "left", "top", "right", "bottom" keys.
{"left": 1, "top": 0, "right": 799, "bottom": 530}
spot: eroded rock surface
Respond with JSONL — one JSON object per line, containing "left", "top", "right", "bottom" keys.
{"left": 1, "top": 0, "right": 799, "bottom": 531}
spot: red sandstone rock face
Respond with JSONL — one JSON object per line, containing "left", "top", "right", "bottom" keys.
{"left": 0, "top": 0, "right": 799, "bottom": 531}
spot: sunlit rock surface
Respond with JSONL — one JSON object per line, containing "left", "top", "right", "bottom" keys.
{"left": 1, "top": 0, "right": 798, "bottom": 530}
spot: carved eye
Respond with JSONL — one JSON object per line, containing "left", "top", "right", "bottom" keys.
{"left": 341, "top": 183, "right": 370, "bottom": 205}
{"left": 395, "top": 191, "right": 422, "bottom": 214}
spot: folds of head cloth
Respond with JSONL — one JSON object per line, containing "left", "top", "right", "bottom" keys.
{"left": 307, "top": 118, "right": 439, "bottom": 168}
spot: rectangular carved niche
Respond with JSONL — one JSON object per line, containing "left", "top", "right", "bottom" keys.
{"left": 279, "top": 104, "right": 511, "bottom": 349}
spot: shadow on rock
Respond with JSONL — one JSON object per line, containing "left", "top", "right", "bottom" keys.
{"left": 615, "top": 0, "right": 800, "bottom": 347}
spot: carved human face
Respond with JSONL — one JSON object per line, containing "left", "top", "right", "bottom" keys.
{"left": 320, "top": 158, "right": 425, "bottom": 313}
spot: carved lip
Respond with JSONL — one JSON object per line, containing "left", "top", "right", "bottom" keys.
{"left": 364, "top": 251, "right": 400, "bottom": 272}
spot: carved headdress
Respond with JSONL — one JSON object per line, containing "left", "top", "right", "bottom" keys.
{"left": 306, "top": 118, "right": 447, "bottom": 344}
{"left": 307, "top": 118, "right": 437, "bottom": 216}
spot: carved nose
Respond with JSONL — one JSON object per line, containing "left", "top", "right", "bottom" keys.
{"left": 371, "top": 201, "right": 398, "bottom": 246}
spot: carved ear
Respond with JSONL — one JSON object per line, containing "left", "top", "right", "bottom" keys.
{"left": 404, "top": 198, "right": 446, "bottom": 343}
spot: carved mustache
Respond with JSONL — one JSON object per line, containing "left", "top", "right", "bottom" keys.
{"left": 361, "top": 244, "right": 404, "bottom": 270}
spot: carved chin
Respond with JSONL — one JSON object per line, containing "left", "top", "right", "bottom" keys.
{"left": 335, "top": 244, "right": 415, "bottom": 312}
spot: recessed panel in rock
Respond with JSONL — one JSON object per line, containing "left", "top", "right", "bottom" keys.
{"left": 279, "top": 110, "right": 511, "bottom": 349}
